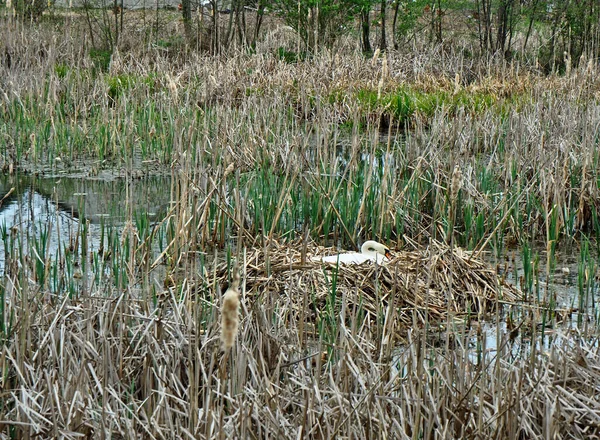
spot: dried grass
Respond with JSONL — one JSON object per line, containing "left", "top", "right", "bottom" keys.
{"left": 2, "top": 13, "right": 600, "bottom": 440}
{"left": 1, "top": 265, "right": 598, "bottom": 438}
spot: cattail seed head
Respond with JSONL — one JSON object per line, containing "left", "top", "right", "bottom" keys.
{"left": 451, "top": 165, "right": 463, "bottom": 201}
{"left": 221, "top": 265, "right": 240, "bottom": 350}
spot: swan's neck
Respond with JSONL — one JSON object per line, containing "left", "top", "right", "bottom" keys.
{"left": 360, "top": 241, "right": 381, "bottom": 257}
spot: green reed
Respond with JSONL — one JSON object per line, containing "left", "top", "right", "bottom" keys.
{"left": 521, "top": 242, "right": 534, "bottom": 296}
{"left": 577, "top": 238, "right": 597, "bottom": 324}
{"left": 318, "top": 265, "right": 340, "bottom": 353}
{"left": 32, "top": 221, "right": 49, "bottom": 286}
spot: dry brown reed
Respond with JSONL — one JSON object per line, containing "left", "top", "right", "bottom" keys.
{"left": 3, "top": 14, "right": 600, "bottom": 439}
{"left": 1, "top": 260, "right": 598, "bottom": 438}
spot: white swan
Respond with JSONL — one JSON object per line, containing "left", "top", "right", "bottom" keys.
{"left": 319, "top": 240, "right": 392, "bottom": 265}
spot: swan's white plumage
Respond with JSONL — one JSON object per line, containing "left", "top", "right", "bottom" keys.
{"left": 318, "top": 240, "right": 391, "bottom": 265}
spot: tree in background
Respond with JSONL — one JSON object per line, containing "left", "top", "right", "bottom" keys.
{"left": 474, "top": 0, "right": 518, "bottom": 56}
{"left": 391, "top": 0, "right": 429, "bottom": 50}
{"left": 547, "top": 0, "right": 600, "bottom": 69}
{"left": 181, "top": 0, "right": 192, "bottom": 39}
{"left": 520, "top": 0, "right": 600, "bottom": 70}
{"left": 272, "top": 0, "right": 361, "bottom": 52}
{"left": 186, "top": 0, "right": 270, "bottom": 53}
{"left": 9, "top": 0, "right": 600, "bottom": 70}
{"left": 358, "top": 0, "right": 373, "bottom": 54}
{"left": 14, "top": 0, "right": 51, "bottom": 20}
{"left": 379, "top": 0, "right": 387, "bottom": 49}
{"left": 223, "top": 0, "right": 267, "bottom": 48}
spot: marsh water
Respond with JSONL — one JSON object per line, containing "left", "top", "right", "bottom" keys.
{"left": 0, "top": 173, "right": 171, "bottom": 272}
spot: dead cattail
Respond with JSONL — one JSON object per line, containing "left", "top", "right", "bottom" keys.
{"left": 221, "top": 265, "right": 240, "bottom": 350}
{"left": 378, "top": 56, "right": 388, "bottom": 99}
{"left": 564, "top": 51, "right": 571, "bottom": 76}
{"left": 165, "top": 74, "right": 179, "bottom": 101}
{"left": 450, "top": 165, "right": 463, "bottom": 202}
{"left": 223, "top": 162, "right": 235, "bottom": 179}
{"left": 454, "top": 72, "right": 461, "bottom": 95}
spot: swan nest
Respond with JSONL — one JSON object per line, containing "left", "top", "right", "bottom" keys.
{"left": 215, "top": 239, "right": 521, "bottom": 342}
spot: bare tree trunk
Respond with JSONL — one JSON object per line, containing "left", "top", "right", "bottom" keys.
{"left": 83, "top": 0, "right": 96, "bottom": 48}
{"left": 182, "top": 0, "right": 192, "bottom": 40}
{"left": 436, "top": 0, "right": 442, "bottom": 42}
{"left": 496, "top": 0, "right": 516, "bottom": 57}
{"left": 225, "top": 0, "right": 245, "bottom": 48}
{"left": 548, "top": 1, "right": 568, "bottom": 71}
{"left": 523, "top": 0, "right": 540, "bottom": 53}
{"left": 429, "top": 0, "right": 435, "bottom": 43}
{"left": 253, "top": 0, "right": 265, "bottom": 47}
{"left": 584, "top": 0, "right": 598, "bottom": 60}
{"left": 113, "top": 0, "right": 118, "bottom": 47}
{"left": 154, "top": 0, "right": 159, "bottom": 45}
{"left": 100, "top": 4, "right": 114, "bottom": 50}
{"left": 212, "top": 0, "right": 219, "bottom": 54}
{"left": 379, "top": 0, "right": 387, "bottom": 50}
{"left": 592, "top": 0, "right": 600, "bottom": 61}
{"left": 428, "top": 0, "right": 441, "bottom": 44}
{"left": 475, "top": 0, "right": 484, "bottom": 52}
{"left": 237, "top": 1, "right": 247, "bottom": 46}
{"left": 224, "top": 0, "right": 236, "bottom": 48}
{"left": 478, "top": 0, "right": 493, "bottom": 51}
{"left": 361, "top": 7, "right": 372, "bottom": 53}
{"left": 392, "top": 0, "right": 400, "bottom": 50}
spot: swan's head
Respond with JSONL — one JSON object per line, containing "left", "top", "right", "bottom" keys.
{"left": 361, "top": 240, "right": 392, "bottom": 260}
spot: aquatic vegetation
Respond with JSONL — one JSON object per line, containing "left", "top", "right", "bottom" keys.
{"left": 2, "top": 15, "right": 600, "bottom": 439}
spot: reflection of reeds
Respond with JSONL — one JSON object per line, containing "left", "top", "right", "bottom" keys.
{"left": 221, "top": 264, "right": 240, "bottom": 350}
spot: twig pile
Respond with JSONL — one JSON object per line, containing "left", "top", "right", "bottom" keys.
{"left": 217, "top": 239, "right": 521, "bottom": 340}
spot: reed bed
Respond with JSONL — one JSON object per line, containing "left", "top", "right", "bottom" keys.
{"left": 2, "top": 12, "right": 600, "bottom": 439}
{"left": 3, "top": 20, "right": 600, "bottom": 253}
{"left": 0, "top": 242, "right": 598, "bottom": 438}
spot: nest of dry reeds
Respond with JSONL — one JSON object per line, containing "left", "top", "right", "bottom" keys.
{"left": 216, "top": 239, "right": 521, "bottom": 341}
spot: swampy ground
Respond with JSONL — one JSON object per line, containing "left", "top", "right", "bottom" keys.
{"left": 1, "top": 6, "right": 600, "bottom": 439}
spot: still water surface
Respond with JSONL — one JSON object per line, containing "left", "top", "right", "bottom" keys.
{"left": 0, "top": 173, "right": 172, "bottom": 273}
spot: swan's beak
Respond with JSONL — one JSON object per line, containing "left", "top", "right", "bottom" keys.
{"left": 384, "top": 250, "right": 393, "bottom": 260}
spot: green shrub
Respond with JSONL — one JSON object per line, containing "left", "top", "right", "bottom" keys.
{"left": 90, "top": 48, "right": 112, "bottom": 73}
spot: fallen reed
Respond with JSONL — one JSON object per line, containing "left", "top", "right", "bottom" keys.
{"left": 0, "top": 222, "right": 598, "bottom": 438}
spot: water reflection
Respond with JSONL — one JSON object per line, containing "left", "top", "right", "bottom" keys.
{"left": 0, "top": 173, "right": 172, "bottom": 273}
